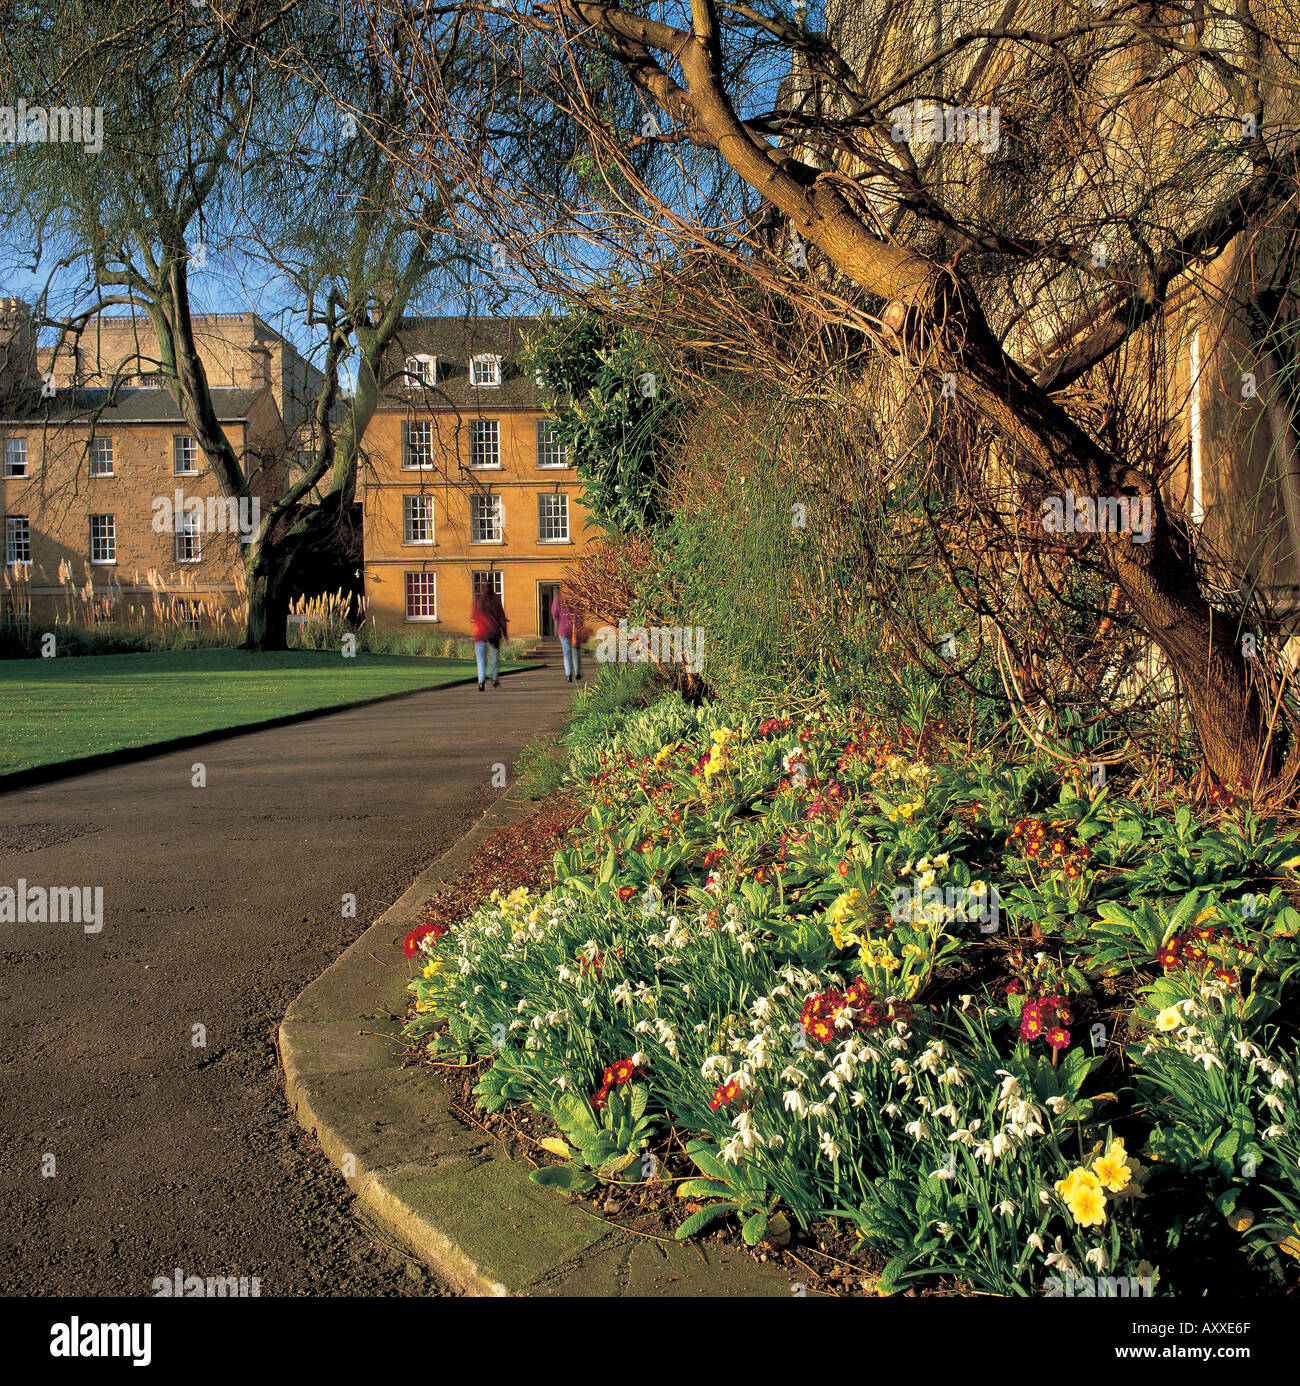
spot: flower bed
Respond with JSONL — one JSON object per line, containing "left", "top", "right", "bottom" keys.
{"left": 405, "top": 699, "right": 1300, "bottom": 1295}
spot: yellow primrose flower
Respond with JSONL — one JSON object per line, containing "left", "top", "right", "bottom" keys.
{"left": 1092, "top": 1144, "right": 1132, "bottom": 1194}
{"left": 862, "top": 948, "right": 900, "bottom": 974}
{"left": 422, "top": 959, "right": 441, "bottom": 979}
{"left": 1154, "top": 1006, "right": 1183, "bottom": 1032}
{"left": 1055, "top": 1167, "right": 1101, "bottom": 1204}
{"left": 1066, "top": 1183, "right": 1108, "bottom": 1227}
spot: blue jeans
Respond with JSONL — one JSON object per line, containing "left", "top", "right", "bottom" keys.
{"left": 475, "top": 640, "right": 499, "bottom": 683}
{"left": 559, "top": 635, "right": 580, "bottom": 677}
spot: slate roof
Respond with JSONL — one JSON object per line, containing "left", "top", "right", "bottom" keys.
{"left": 378, "top": 315, "right": 548, "bottom": 409}
{"left": 0, "top": 386, "right": 258, "bottom": 425}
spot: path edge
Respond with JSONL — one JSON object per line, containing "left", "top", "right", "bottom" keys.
{"left": 276, "top": 789, "right": 790, "bottom": 1299}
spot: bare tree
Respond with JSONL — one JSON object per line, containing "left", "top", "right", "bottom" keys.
{"left": 0, "top": 0, "right": 477, "bottom": 647}
{"left": 354, "top": 0, "right": 1300, "bottom": 794}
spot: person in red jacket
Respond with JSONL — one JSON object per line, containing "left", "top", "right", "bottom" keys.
{"left": 551, "top": 587, "right": 583, "bottom": 682}
{"left": 472, "top": 586, "right": 508, "bottom": 690}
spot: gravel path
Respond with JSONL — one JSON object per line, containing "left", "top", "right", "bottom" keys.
{"left": 0, "top": 663, "right": 575, "bottom": 1296}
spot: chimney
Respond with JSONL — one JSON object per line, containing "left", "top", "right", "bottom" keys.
{"left": 247, "top": 342, "right": 272, "bottom": 392}
{"left": 0, "top": 297, "right": 35, "bottom": 398}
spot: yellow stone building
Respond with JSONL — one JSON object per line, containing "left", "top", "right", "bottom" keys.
{"left": 362, "top": 316, "right": 595, "bottom": 640}
{"left": 0, "top": 298, "right": 320, "bottom": 628}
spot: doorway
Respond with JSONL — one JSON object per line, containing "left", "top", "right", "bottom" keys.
{"left": 539, "top": 582, "right": 561, "bottom": 637}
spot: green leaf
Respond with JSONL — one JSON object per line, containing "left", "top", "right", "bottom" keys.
{"left": 537, "top": 1137, "right": 574, "bottom": 1159}
{"left": 742, "top": 1211, "right": 770, "bottom": 1246}
{"left": 876, "top": 1255, "right": 917, "bottom": 1296}
{"left": 629, "top": 1083, "right": 649, "bottom": 1121}
{"left": 529, "top": 1165, "right": 598, "bottom": 1193}
{"left": 675, "top": 1204, "right": 734, "bottom": 1240}
{"left": 676, "top": 1178, "right": 729, "bottom": 1199}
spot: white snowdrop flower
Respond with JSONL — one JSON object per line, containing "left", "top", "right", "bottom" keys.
{"left": 934, "top": 1221, "right": 952, "bottom": 1236}
{"left": 934, "top": 1103, "right": 960, "bottom": 1125}
{"left": 634, "top": 1019, "right": 652, "bottom": 1035}
{"left": 939, "top": 1066, "right": 965, "bottom": 1087}
{"left": 1265, "top": 1124, "right": 1287, "bottom": 1139}
{"left": 862, "top": 1046, "right": 883, "bottom": 1065}
{"left": 818, "top": 1130, "right": 844, "bottom": 1161}
{"left": 768, "top": 1134, "right": 785, "bottom": 1150}
{"left": 694, "top": 1022, "right": 707, "bottom": 1034}
{"left": 1272, "top": 1068, "right": 1291, "bottom": 1088}
{"left": 515, "top": 999, "right": 528, "bottom": 1013}
{"left": 1235, "top": 1038, "right": 1263, "bottom": 1060}
{"left": 721, "top": 1135, "right": 746, "bottom": 1165}
{"left": 917, "top": 1047, "right": 942, "bottom": 1075}
{"left": 912, "top": 1093, "right": 932, "bottom": 1113}
{"left": 781, "top": 1064, "right": 806, "bottom": 1085}
{"left": 733, "top": 1110, "right": 765, "bottom": 1149}
{"left": 1026, "top": 1232, "right": 1045, "bottom": 1253}
{"left": 1038, "top": 1188, "right": 1053, "bottom": 1205}
{"left": 579, "top": 940, "right": 600, "bottom": 961}
{"left": 879, "top": 1099, "right": 898, "bottom": 1115}
{"left": 1045, "top": 1096, "right": 1069, "bottom": 1115}
{"left": 508, "top": 1018, "right": 526, "bottom": 1032}
{"left": 557, "top": 966, "right": 574, "bottom": 983}
{"left": 822, "top": 1070, "right": 845, "bottom": 1095}
{"left": 1045, "top": 1237, "right": 1077, "bottom": 1275}
{"left": 886, "top": 1032, "right": 910, "bottom": 1052}
{"left": 996, "top": 1070, "right": 1022, "bottom": 1102}
{"left": 1263, "top": 1091, "right": 1286, "bottom": 1113}
{"left": 783, "top": 1089, "right": 808, "bottom": 1117}
{"left": 753, "top": 996, "right": 774, "bottom": 1021}
{"left": 580, "top": 996, "right": 596, "bottom": 1010}
{"left": 904, "top": 1120, "right": 927, "bottom": 1141}
{"left": 928, "top": 1162, "right": 955, "bottom": 1180}
{"left": 991, "top": 1130, "right": 1014, "bottom": 1159}
{"left": 958, "top": 994, "right": 974, "bottom": 1010}
{"left": 474, "top": 985, "right": 485, "bottom": 996}
{"left": 681, "top": 984, "right": 693, "bottom": 999}
{"left": 1085, "top": 1247, "right": 1110, "bottom": 1273}
{"left": 1193, "top": 1052, "right": 1224, "bottom": 1072}
{"left": 995, "top": 1199, "right": 1017, "bottom": 1218}
{"left": 974, "top": 1141, "right": 995, "bottom": 1164}
{"left": 611, "top": 981, "right": 633, "bottom": 1007}
{"left": 809, "top": 1100, "right": 834, "bottom": 1120}
{"left": 890, "top": 1058, "right": 911, "bottom": 1076}
{"left": 553, "top": 1076, "right": 569, "bottom": 1092}
{"left": 949, "top": 1127, "right": 976, "bottom": 1147}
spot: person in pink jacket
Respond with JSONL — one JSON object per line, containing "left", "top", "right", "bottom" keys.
{"left": 551, "top": 588, "right": 582, "bottom": 682}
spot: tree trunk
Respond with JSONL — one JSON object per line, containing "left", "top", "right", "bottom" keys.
{"left": 243, "top": 538, "right": 293, "bottom": 652}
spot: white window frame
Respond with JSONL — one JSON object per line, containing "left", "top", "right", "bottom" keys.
{"left": 404, "top": 570, "right": 438, "bottom": 622}
{"left": 402, "top": 493, "right": 435, "bottom": 545}
{"left": 176, "top": 509, "right": 202, "bottom": 564}
{"left": 404, "top": 354, "right": 437, "bottom": 387}
{"left": 4, "top": 437, "right": 28, "bottom": 477}
{"left": 178, "top": 599, "right": 202, "bottom": 632}
{"left": 173, "top": 435, "right": 199, "bottom": 476}
{"left": 5, "top": 515, "right": 30, "bottom": 565}
{"left": 472, "top": 569, "right": 503, "bottom": 598}
{"left": 89, "top": 514, "right": 116, "bottom": 564}
{"left": 403, "top": 420, "right": 435, "bottom": 470}
{"left": 470, "top": 493, "right": 503, "bottom": 544}
{"left": 538, "top": 491, "right": 570, "bottom": 542}
{"left": 536, "top": 418, "right": 568, "bottom": 467}
{"left": 470, "top": 354, "right": 501, "bottom": 388}
{"left": 469, "top": 418, "right": 501, "bottom": 469}
{"left": 90, "top": 435, "right": 114, "bottom": 475}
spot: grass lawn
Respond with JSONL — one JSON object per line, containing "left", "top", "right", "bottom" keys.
{"left": 0, "top": 649, "right": 532, "bottom": 777}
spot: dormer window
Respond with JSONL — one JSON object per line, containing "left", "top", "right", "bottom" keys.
{"left": 404, "top": 354, "right": 437, "bottom": 386}
{"left": 470, "top": 354, "right": 501, "bottom": 388}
